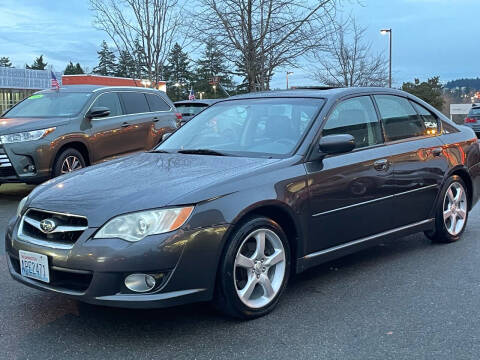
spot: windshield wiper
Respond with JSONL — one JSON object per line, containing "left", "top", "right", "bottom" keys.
{"left": 177, "top": 149, "right": 228, "bottom": 156}
{"left": 149, "top": 149, "right": 171, "bottom": 154}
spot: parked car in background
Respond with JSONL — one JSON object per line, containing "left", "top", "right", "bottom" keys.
{"left": 464, "top": 105, "right": 480, "bottom": 136}
{"left": 0, "top": 85, "right": 177, "bottom": 186}
{"left": 6, "top": 88, "right": 480, "bottom": 319}
{"left": 174, "top": 99, "right": 220, "bottom": 125}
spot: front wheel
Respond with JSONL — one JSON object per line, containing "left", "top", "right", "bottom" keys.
{"left": 215, "top": 216, "right": 291, "bottom": 319}
{"left": 425, "top": 175, "right": 469, "bottom": 243}
{"left": 52, "top": 148, "right": 86, "bottom": 178}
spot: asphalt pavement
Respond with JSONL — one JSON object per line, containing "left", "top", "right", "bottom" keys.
{"left": 1, "top": 183, "right": 480, "bottom": 359}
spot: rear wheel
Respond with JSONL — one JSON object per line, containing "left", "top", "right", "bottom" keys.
{"left": 425, "top": 175, "right": 469, "bottom": 243}
{"left": 215, "top": 216, "right": 290, "bottom": 319}
{"left": 52, "top": 148, "right": 86, "bottom": 178}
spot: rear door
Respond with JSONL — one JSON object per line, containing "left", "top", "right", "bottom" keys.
{"left": 145, "top": 93, "right": 177, "bottom": 148}
{"left": 373, "top": 95, "right": 449, "bottom": 228}
{"left": 306, "top": 95, "right": 396, "bottom": 254}
{"left": 118, "top": 91, "right": 154, "bottom": 152}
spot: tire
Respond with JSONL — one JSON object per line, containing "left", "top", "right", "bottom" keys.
{"left": 52, "top": 148, "right": 86, "bottom": 178}
{"left": 425, "top": 175, "right": 469, "bottom": 243}
{"left": 215, "top": 216, "right": 291, "bottom": 319}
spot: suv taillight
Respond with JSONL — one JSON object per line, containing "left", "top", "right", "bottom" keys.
{"left": 465, "top": 117, "right": 477, "bottom": 123}
{"left": 175, "top": 113, "right": 183, "bottom": 121}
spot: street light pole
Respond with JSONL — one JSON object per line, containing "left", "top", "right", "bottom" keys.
{"left": 381, "top": 29, "right": 392, "bottom": 88}
{"left": 286, "top": 72, "right": 293, "bottom": 90}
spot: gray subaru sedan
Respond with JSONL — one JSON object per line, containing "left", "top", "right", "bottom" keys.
{"left": 6, "top": 87, "right": 480, "bottom": 319}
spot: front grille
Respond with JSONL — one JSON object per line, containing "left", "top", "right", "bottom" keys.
{"left": 10, "top": 256, "right": 93, "bottom": 292}
{"left": 0, "top": 148, "right": 16, "bottom": 177}
{"left": 18, "top": 209, "right": 88, "bottom": 249}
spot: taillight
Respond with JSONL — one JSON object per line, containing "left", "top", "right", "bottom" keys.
{"left": 175, "top": 113, "right": 183, "bottom": 120}
{"left": 465, "top": 117, "right": 477, "bottom": 123}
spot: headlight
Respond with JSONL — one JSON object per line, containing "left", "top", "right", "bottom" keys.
{"left": 17, "top": 196, "right": 28, "bottom": 217}
{"left": 94, "top": 206, "right": 194, "bottom": 242}
{"left": 0, "top": 127, "right": 55, "bottom": 144}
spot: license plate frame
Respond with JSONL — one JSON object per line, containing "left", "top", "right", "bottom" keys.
{"left": 19, "top": 250, "right": 50, "bottom": 283}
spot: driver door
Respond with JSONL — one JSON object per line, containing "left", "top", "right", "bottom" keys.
{"left": 305, "top": 95, "right": 396, "bottom": 255}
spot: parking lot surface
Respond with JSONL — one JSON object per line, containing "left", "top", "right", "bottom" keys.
{"left": 1, "top": 183, "right": 480, "bottom": 359}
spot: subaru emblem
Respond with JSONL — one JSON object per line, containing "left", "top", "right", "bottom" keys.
{"left": 39, "top": 219, "right": 57, "bottom": 233}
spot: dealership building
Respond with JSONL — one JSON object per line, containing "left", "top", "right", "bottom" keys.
{"left": 0, "top": 67, "right": 62, "bottom": 113}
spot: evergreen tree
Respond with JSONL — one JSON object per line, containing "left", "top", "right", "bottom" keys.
{"left": 93, "top": 41, "right": 117, "bottom": 76}
{"left": 26, "top": 55, "right": 47, "bottom": 70}
{"left": 116, "top": 50, "right": 137, "bottom": 78}
{"left": 0, "top": 57, "right": 12, "bottom": 67}
{"left": 164, "top": 43, "right": 192, "bottom": 101}
{"left": 64, "top": 61, "right": 85, "bottom": 75}
{"left": 194, "top": 38, "right": 234, "bottom": 98}
{"left": 402, "top": 77, "right": 444, "bottom": 111}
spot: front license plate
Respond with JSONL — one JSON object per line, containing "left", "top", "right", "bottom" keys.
{"left": 19, "top": 250, "right": 50, "bottom": 283}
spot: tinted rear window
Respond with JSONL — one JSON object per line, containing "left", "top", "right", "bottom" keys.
{"left": 374, "top": 95, "right": 426, "bottom": 141}
{"left": 119, "top": 92, "right": 150, "bottom": 114}
{"left": 175, "top": 104, "right": 209, "bottom": 116}
{"left": 146, "top": 93, "right": 171, "bottom": 112}
{"left": 469, "top": 108, "right": 480, "bottom": 116}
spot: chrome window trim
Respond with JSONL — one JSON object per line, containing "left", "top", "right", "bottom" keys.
{"left": 303, "top": 218, "right": 434, "bottom": 260}
{"left": 85, "top": 90, "right": 173, "bottom": 120}
{"left": 312, "top": 184, "right": 438, "bottom": 217}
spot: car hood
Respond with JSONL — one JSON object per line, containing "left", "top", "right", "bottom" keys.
{"left": 28, "top": 152, "right": 280, "bottom": 227}
{"left": 0, "top": 117, "right": 71, "bottom": 134}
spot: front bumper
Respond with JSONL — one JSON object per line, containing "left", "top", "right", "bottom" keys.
{"left": 0, "top": 141, "right": 52, "bottom": 184}
{"left": 5, "top": 217, "right": 229, "bottom": 308}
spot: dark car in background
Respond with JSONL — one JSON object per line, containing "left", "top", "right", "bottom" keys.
{"left": 6, "top": 87, "right": 480, "bottom": 319}
{"left": 0, "top": 85, "right": 177, "bottom": 186}
{"left": 174, "top": 99, "right": 220, "bottom": 125}
{"left": 464, "top": 105, "right": 480, "bottom": 136}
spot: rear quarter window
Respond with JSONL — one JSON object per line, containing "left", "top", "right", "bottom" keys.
{"left": 119, "top": 92, "right": 150, "bottom": 114}
{"left": 145, "top": 93, "right": 171, "bottom": 112}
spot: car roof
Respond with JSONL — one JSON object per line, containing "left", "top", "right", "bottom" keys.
{"left": 37, "top": 85, "right": 165, "bottom": 94}
{"left": 174, "top": 99, "right": 222, "bottom": 105}
{"left": 224, "top": 87, "right": 411, "bottom": 101}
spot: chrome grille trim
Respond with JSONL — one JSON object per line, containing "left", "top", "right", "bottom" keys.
{"left": 17, "top": 208, "right": 88, "bottom": 250}
{"left": 0, "top": 154, "right": 12, "bottom": 168}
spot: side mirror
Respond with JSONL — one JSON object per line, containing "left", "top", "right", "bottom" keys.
{"left": 162, "top": 132, "right": 172, "bottom": 142}
{"left": 86, "top": 106, "right": 110, "bottom": 119}
{"left": 318, "top": 134, "right": 355, "bottom": 155}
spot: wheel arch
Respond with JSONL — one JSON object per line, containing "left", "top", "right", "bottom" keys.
{"left": 446, "top": 166, "right": 473, "bottom": 211}
{"left": 221, "top": 201, "right": 303, "bottom": 276}
{"left": 51, "top": 141, "right": 91, "bottom": 171}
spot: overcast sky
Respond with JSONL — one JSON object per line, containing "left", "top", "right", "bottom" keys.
{"left": 0, "top": 0, "right": 478, "bottom": 89}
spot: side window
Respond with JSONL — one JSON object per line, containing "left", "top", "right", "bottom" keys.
{"left": 91, "top": 93, "right": 122, "bottom": 117}
{"left": 145, "top": 93, "right": 171, "bottom": 112}
{"left": 411, "top": 101, "right": 439, "bottom": 136}
{"left": 375, "top": 95, "right": 426, "bottom": 141}
{"left": 322, "top": 96, "right": 383, "bottom": 149}
{"left": 119, "top": 92, "right": 150, "bottom": 114}
{"left": 441, "top": 121, "right": 458, "bottom": 134}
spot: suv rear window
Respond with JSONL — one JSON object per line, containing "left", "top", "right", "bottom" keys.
{"left": 119, "top": 92, "right": 150, "bottom": 114}
{"left": 146, "top": 93, "right": 170, "bottom": 112}
{"left": 469, "top": 107, "right": 480, "bottom": 116}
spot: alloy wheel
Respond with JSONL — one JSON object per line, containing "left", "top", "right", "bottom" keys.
{"left": 233, "top": 228, "right": 286, "bottom": 309}
{"left": 61, "top": 156, "right": 83, "bottom": 174}
{"left": 443, "top": 181, "right": 467, "bottom": 236}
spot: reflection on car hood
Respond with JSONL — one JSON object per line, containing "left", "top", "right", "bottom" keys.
{"left": 28, "top": 152, "right": 279, "bottom": 226}
{"left": 0, "top": 117, "right": 71, "bottom": 134}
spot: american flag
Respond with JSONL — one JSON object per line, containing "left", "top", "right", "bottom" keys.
{"left": 51, "top": 71, "right": 59, "bottom": 90}
{"left": 188, "top": 88, "right": 195, "bottom": 100}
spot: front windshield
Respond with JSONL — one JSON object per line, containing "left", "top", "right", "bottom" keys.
{"left": 158, "top": 98, "right": 324, "bottom": 157}
{"left": 3, "top": 92, "right": 92, "bottom": 118}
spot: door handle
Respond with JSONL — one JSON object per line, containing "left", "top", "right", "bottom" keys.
{"left": 373, "top": 159, "right": 389, "bottom": 171}
{"left": 121, "top": 122, "right": 131, "bottom": 128}
{"left": 152, "top": 117, "right": 159, "bottom": 122}
{"left": 432, "top": 147, "right": 443, "bottom": 156}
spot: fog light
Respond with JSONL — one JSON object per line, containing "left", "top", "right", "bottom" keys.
{"left": 124, "top": 273, "right": 156, "bottom": 293}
